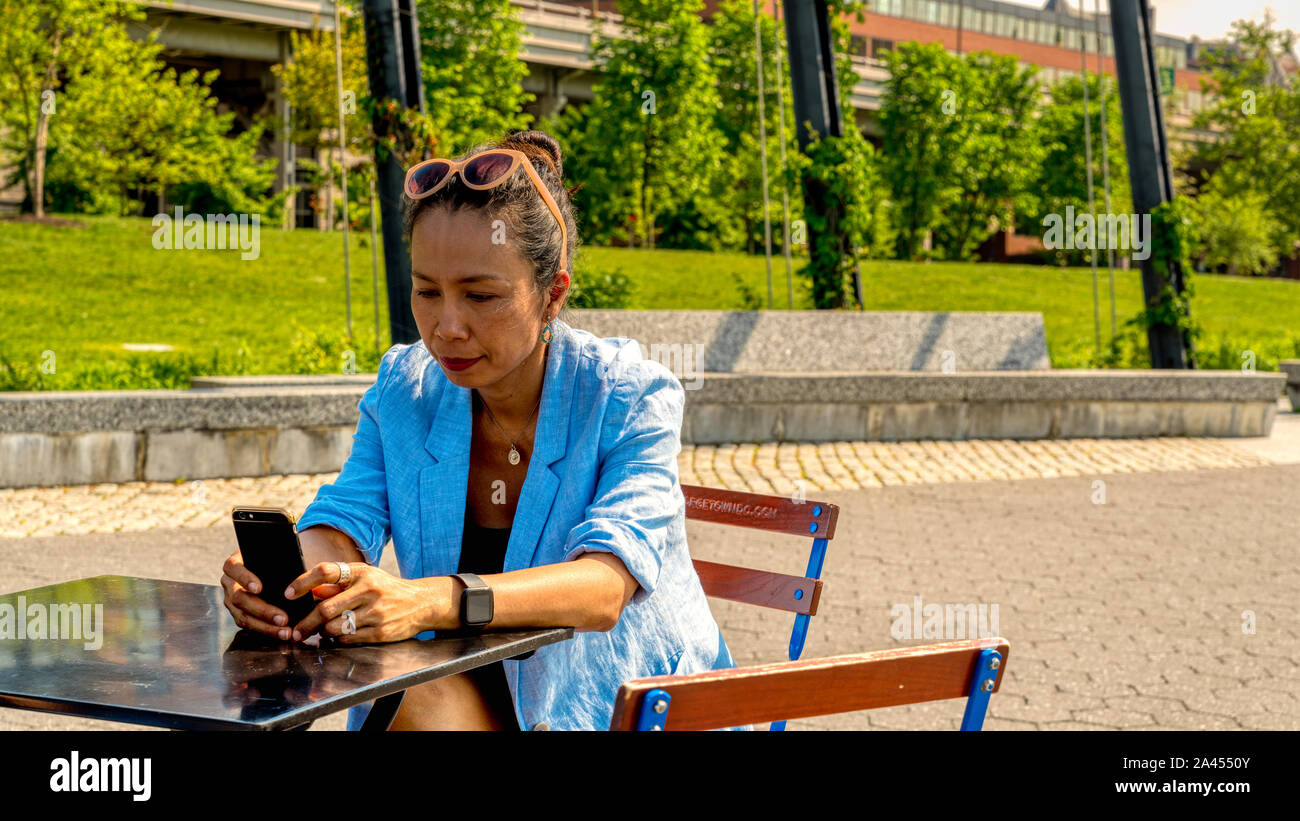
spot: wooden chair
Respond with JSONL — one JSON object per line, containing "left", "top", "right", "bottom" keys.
{"left": 680, "top": 483, "right": 839, "bottom": 731}
{"left": 610, "top": 637, "right": 1010, "bottom": 731}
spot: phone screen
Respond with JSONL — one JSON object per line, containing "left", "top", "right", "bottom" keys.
{"left": 232, "top": 509, "right": 316, "bottom": 625}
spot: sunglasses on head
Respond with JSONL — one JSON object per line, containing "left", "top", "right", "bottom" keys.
{"left": 404, "top": 148, "right": 568, "bottom": 275}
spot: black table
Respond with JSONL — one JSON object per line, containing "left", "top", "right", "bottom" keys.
{"left": 0, "top": 575, "right": 572, "bottom": 731}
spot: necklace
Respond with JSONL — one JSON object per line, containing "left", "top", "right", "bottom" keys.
{"left": 477, "top": 392, "right": 542, "bottom": 466}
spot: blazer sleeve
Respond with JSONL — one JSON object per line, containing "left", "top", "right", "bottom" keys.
{"left": 561, "top": 361, "right": 685, "bottom": 602}
{"left": 295, "top": 344, "right": 404, "bottom": 565}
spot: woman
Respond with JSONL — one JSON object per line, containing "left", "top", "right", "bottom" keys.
{"left": 220, "top": 129, "right": 741, "bottom": 731}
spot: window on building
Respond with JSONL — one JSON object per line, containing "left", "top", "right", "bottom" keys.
{"left": 850, "top": 34, "right": 868, "bottom": 57}
{"left": 871, "top": 37, "right": 895, "bottom": 58}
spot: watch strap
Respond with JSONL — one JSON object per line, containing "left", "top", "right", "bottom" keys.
{"left": 452, "top": 573, "right": 492, "bottom": 628}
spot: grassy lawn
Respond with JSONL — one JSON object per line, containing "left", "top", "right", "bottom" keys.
{"left": 2, "top": 214, "right": 1298, "bottom": 390}
{"left": 0, "top": 215, "right": 392, "bottom": 390}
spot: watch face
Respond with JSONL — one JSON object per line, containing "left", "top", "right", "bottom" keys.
{"left": 464, "top": 588, "right": 493, "bottom": 626}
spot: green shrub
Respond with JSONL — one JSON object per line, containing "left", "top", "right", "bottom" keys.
{"left": 567, "top": 265, "right": 633, "bottom": 309}
{"left": 285, "top": 321, "right": 384, "bottom": 376}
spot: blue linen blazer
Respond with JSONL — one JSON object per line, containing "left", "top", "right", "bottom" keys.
{"left": 295, "top": 316, "right": 740, "bottom": 730}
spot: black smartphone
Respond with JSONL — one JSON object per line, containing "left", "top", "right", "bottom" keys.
{"left": 231, "top": 506, "right": 316, "bottom": 627}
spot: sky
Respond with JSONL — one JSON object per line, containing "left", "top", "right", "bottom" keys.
{"left": 1000, "top": 1, "right": 1300, "bottom": 41}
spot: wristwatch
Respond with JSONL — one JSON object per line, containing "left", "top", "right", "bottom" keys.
{"left": 452, "top": 573, "right": 493, "bottom": 629}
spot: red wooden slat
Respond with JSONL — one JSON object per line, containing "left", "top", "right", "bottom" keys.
{"left": 692, "top": 559, "right": 821, "bottom": 615}
{"left": 609, "top": 638, "right": 1010, "bottom": 731}
{"left": 682, "top": 483, "right": 839, "bottom": 540}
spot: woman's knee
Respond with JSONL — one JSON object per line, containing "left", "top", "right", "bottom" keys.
{"left": 388, "top": 672, "right": 500, "bottom": 730}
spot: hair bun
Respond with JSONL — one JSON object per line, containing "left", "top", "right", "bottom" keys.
{"left": 502, "top": 129, "right": 563, "bottom": 180}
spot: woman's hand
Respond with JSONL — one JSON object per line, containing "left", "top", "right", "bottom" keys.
{"left": 221, "top": 525, "right": 368, "bottom": 640}
{"left": 220, "top": 549, "right": 293, "bottom": 639}
{"left": 285, "top": 562, "right": 457, "bottom": 644}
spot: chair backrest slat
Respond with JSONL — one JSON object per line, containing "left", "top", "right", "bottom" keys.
{"left": 682, "top": 484, "right": 839, "bottom": 540}
{"left": 609, "top": 638, "right": 1010, "bottom": 731}
{"left": 692, "top": 559, "right": 822, "bottom": 615}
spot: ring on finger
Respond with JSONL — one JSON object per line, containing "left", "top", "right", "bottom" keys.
{"left": 341, "top": 609, "right": 357, "bottom": 635}
{"left": 335, "top": 561, "right": 352, "bottom": 587}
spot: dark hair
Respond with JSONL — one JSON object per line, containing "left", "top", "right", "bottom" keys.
{"left": 403, "top": 130, "right": 580, "bottom": 320}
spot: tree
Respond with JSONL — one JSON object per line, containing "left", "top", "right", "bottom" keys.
{"left": 1193, "top": 185, "right": 1280, "bottom": 276}
{"left": 270, "top": 4, "right": 370, "bottom": 229}
{"left": 45, "top": 29, "right": 279, "bottom": 217}
{"left": 0, "top": 0, "right": 144, "bottom": 216}
{"left": 879, "top": 42, "right": 972, "bottom": 260}
{"left": 797, "top": 126, "right": 891, "bottom": 308}
{"left": 417, "top": 0, "right": 534, "bottom": 156}
{"left": 932, "top": 52, "right": 1041, "bottom": 261}
{"left": 1190, "top": 15, "right": 1300, "bottom": 270}
{"left": 547, "top": 0, "right": 730, "bottom": 249}
{"left": 1022, "top": 71, "right": 1131, "bottom": 265}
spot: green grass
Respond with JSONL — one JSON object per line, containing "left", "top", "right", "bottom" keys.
{"left": 0, "top": 215, "right": 391, "bottom": 390}
{"left": 588, "top": 246, "right": 1300, "bottom": 371}
{"left": 2, "top": 214, "right": 1298, "bottom": 390}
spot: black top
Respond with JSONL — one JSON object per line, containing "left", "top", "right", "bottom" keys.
{"left": 455, "top": 509, "right": 520, "bottom": 730}
{"left": 459, "top": 515, "right": 511, "bottom": 578}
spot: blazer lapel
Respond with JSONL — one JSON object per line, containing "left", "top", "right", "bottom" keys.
{"left": 417, "top": 321, "right": 580, "bottom": 580}
{"left": 420, "top": 368, "right": 472, "bottom": 580}
{"left": 508, "top": 320, "right": 578, "bottom": 573}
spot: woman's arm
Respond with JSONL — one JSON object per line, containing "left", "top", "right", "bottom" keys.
{"left": 451, "top": 552, "right": 638, "bottom": 633}
{"left": 299, "top": 524, "right": 368, "bottom": 567}
{"left": 285, "top": 552, "right": 638, "bottom": 641}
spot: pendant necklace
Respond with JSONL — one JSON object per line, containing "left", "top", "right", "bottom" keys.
{"left": 478, "top": 392, "right": 541, "bottom": 466}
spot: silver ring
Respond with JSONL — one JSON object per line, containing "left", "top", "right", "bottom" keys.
{"left": 341, "top": 609, "right": 357, "bottom": 635}
{"left": 335, "top": 561, "right": 352, "bottom": 587}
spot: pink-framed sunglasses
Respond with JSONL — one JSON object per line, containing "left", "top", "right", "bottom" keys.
{"left": 404, "top": 148, "right": 568, "bottom": 275}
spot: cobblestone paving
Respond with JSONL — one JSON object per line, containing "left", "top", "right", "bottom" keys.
{"left": 0, "top": 436, "right": 1295, "bottom": 731}
{"left": 0, "top": 436, "right": 1272, "bottom": 539}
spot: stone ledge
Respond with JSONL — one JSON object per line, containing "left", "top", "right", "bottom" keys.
{"left": 686, "top": 370, "right": 1285, "bottom": 403}
{"left": 565, "top": 309, "right": 1051, "bottom": 371}
{"left": 0, "top": 371, "right": 1283, "bottom": 487}
{"left": 0, "top": 370, "right": 1282, "bottom": 436}
{"left": 0, "top": 387, "right": 366, "bottom": 435}
{"left": 681, "top": 400, "right": 1278, "bottom": 444}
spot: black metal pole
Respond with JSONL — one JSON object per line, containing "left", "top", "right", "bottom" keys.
{"left": 397, "top": 0, "right": 426, "bottom": 115}
{"left": 784, "top": 0, "right": 843, "bottom": 307}
{"left": 1109, "top": 0, "right": 1188, "bottom": 368}
{"left": 362, "top": 0, "right": 420, "bottom": 346}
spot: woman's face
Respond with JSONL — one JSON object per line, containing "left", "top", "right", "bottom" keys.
{"left": 410, "top": 206, "right": 563, "bottom": 390}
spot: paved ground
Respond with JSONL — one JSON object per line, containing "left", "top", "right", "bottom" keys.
{"left": 2, "top": 405, "right": 1296, "bottom": 730}
{"left": 0, "top": 434, "right": 1279, "bottom": 540}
